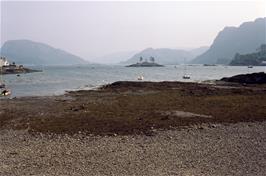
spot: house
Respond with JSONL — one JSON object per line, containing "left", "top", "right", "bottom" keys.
{"left": 0, "top": 57, "right": 10, "bottom": 67}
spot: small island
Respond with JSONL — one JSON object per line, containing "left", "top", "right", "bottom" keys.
{"left": 0, "top": 56, "right": 42, "bottom": 74}
{"left": 126, "top": 56, "right": 164, "bottom": 67}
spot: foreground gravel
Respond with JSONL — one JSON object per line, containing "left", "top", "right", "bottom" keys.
{"left": 1, "top": 122, "right": 266, "bottom": 176}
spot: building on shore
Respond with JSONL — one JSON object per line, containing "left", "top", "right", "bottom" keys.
{"left": 0, "top": 57, "right": 10, "bottom": 67}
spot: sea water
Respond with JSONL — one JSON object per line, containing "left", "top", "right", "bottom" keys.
{"left": 1, "top": 64, "right": 266, "bottom": 97}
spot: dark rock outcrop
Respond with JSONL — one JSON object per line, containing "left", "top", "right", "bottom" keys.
{"left": 221, "top": 72, "right": 266, "bottom": 84}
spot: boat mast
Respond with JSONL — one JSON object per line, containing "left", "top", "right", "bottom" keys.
{"left": 184, "top": 58, "right": 187, "bottom": 75}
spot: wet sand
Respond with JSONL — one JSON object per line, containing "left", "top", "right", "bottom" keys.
{"left": 0, "top": 81, "right": 266, "bottom": 175}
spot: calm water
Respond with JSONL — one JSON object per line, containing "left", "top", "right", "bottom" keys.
{"left": 1, "top": 64, "right": 266, "bottom": 97}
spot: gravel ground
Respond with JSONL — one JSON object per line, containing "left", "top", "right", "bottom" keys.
{"left": 1, "top": 121, "right": 266, "bottom": 176}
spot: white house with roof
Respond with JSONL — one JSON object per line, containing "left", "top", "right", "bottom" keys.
{"left": 0, "top": 57, "right": 10, "bottom": 67}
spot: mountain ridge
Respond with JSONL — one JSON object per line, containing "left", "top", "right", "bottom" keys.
{"left": 0, "top": 39, "right": 88, "bottom": 65}
{"left": 192, "top": 17, "right": 266, "bottom": 64}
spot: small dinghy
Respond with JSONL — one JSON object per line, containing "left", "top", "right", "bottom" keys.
{"left": 182, "top": 75, "right": 191, "bottom": 79}
{"left": 182, "top": 58, "right": 191, "bottom": 80}
{"left": 137, "top": 75, "right": 144, "bottom": 80}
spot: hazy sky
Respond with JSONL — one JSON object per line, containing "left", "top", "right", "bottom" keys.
{"left": 1, "top": 0, "right": 265, "bottom": 62}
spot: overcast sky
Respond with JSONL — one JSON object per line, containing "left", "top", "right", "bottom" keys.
{"left": 1, "top": 0, "right": 265, "bottom": 62}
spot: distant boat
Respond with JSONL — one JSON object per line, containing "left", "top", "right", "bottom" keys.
{"left": 182, "top": 75, "right": 191, "bottom": 79}
{"left": 248, "top": 65, "right": 253, "bottom": 68}
{"left": 182, "top": 58, "right": 191, "bottom": 80}
{"left": 137, "top": 75, "right": 144, "bottom": 80}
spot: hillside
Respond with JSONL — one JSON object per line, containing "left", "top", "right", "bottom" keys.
{"left": 123, "top": 47, "right": 208, "bottom": 65}
{"left": 230, "top": 44, "right": 266, "bottom": 66}
{"left": 0, "top": 40, "right": 87, "bottom": 65}
{"left": 192, "top": 18, "right": 266, "bottom": 65}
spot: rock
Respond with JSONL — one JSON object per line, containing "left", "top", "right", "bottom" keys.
{"left": 221, "top": 72, "right": 266, "bottom": 84}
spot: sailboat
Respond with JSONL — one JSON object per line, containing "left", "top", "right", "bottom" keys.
{"left": 183, "top": 74, "right": 190, "bottom": 79}
{"left": 137, "top": 75, "right": 144, "bottom": 80}
{"left": 182, "top": 58, "right": 190, "bottom": 79}
{"left": 0, "top": 66, "right": 11, "bottom": 96}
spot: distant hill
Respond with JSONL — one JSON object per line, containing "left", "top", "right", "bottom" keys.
{"left": 0, "top": 40, "right": 87, "bottom": 65}
{"left": 123, "top": 47, "right": 208, "bottom": 65}
{"left": 192, "top": 17, "right": 266, "bottom": 65}
{"left": 188, "top": 46, "right": 209, "bottom": 58}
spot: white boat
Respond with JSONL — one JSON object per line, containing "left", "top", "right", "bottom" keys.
{"left": 182, "top": 75, "right": 191, "bottom": 79}
{"left": 182, "top": 58, "right": 191, "bottom": 80}
{"left": 137, "top": 75, "right": 144, "bottom": 80}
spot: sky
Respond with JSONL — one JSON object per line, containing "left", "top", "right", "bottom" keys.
{"left": 1, "top": 0, "right": 265, "bottom": 63}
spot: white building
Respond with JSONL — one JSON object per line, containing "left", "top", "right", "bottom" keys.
{"left": 0, "top": 57, "right": 10, "bottom": 67}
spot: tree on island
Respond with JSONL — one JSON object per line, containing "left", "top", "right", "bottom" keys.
{"left": 139, "top": 57, "right": 143, "bottom": 63}
{"left": 150, "top": 56, "right": 155, "bottom": 63}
